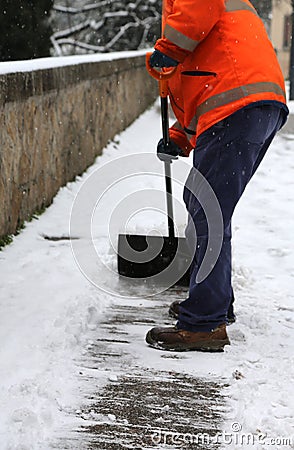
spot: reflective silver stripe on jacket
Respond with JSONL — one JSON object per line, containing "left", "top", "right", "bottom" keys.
{"left": 225, "top": 0, "right": 258, "bottom": 15}
{"left": 164, "top": 23, "right": 199, "bottom": 52}
{"left": 172, "top": 120, "right": 185, "bottom": 131}
{"left": 164, "top": 1, "right": 257, "bottom": 52}
{"left": 185, "top": 81, "right": 286, "bottom": 136}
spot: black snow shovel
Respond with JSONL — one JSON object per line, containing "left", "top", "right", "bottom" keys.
{"left": 117, "top": 53, "right": 191, "bottom": 286}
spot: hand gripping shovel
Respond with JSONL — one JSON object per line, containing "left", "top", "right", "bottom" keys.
{"left": 117, "top": 53, "right": 191, "bottom": 286}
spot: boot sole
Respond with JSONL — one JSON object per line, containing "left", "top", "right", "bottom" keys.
{"left": 146, "top": 331, "right": 230, "bottom": 352}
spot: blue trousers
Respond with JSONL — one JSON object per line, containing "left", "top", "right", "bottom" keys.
{"left": 178, "top": 104, "right": 287, "bottom": 332}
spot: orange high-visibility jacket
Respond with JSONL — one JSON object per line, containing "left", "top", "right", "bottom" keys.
{"left": 155, "top": 0, "right": 287, "bottom": 154}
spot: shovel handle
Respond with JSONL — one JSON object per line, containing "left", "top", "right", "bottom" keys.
{"left": 145, "top": 52, "right": 177, "bottom": 98}
{"left": 146, "top": 52, "right": 177, "bottom": 239}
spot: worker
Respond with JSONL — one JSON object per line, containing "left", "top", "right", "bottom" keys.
{"left": 145, "top": 0, "right": 288, "bottom": 351}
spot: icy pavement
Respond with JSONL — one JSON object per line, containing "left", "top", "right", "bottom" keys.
{"left": 54, "top": 288, "right": 228, "bottom": 449}
{"left": 0, "top": 102, "right": 294, "bottom": 449}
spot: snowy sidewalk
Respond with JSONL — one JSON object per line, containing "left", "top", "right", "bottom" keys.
{"left": 0, "top": 103, "right": 293, "bottom": 449}
{"left": 58, "top": 287, "right": 227, "bottom": 449}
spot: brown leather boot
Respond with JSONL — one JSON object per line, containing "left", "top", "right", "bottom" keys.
{"left": 145, "top": 323, "right": 230, "bottom": 352}
{"left": 168, "top": 300, "right": 181, "bottom": 319}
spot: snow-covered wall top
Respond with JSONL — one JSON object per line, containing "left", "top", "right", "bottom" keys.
{"left": 0, "top": 51, "right": 157, "bottom": 238}
{"left": 0, "top": 49, "right": 150, "bottom": 75}
{"left": 0, "top": 50, "right": 152, "bottom": 105}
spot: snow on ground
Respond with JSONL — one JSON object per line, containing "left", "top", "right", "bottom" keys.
{"left": 0, "top": 101, "right": 293, "bottom": 449}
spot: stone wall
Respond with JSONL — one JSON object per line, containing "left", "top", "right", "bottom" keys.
{"left": 0, "top": 55, "right": 157, "bottom": 238}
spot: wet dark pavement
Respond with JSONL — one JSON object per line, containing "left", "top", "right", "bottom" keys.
{"left": 55, "top": 287, "right": 228, "bottom": 449}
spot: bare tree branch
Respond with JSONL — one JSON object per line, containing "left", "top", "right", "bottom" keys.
{"left": 52, "top": 0, "right": 161, "bottom": 55}
{"left": 53, "top": 2, "right": 115, "bottom": 14}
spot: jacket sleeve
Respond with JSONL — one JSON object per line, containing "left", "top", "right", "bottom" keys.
{"left": 155, "top": 0, "right": 225, "bottom": 62}
{"left": 169, "top": 121, "right": 194, "bottom": 156}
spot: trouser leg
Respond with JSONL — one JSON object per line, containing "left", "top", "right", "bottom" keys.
{"left": 178, "top": 105, "right": 285, "bottom": 332}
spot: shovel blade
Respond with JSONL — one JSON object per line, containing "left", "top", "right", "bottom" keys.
{"left": 117, "top": 234, "right": 191, "bottom": 286}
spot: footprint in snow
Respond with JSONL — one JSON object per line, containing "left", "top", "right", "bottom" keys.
{"left": 267, "top": 248, "right": 290, "bottom": 257}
